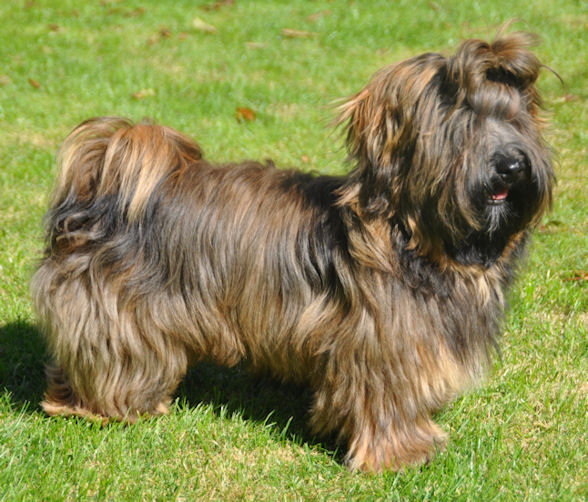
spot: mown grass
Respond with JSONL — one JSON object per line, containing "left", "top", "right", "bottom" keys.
{"left": 0, "top": 0, "right": 586, "bottom": 500}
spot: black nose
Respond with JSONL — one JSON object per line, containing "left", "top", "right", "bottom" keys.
{"left": 496, "top": 156, "right": 525, "bottom": 183}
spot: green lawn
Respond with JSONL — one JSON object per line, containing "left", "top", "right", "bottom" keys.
{"left": 0, "top": 0, "right": 586, "bottom": 500}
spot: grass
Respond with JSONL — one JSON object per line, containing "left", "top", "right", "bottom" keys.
{"left": 0, "top": 0, "right": 586, "bottom": 499}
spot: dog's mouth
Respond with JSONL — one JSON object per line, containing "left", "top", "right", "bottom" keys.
{"left": 488, "top": 187, "right": 509, "bottom": 205}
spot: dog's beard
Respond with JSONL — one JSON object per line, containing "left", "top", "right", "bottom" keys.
{"left": 485, "top": 201, "right": 515, "bottom": 236}
{"left": 448, "top": 181, "right": 535, "bottom": 267}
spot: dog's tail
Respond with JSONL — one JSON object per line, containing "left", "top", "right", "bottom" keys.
{"left": 47, "top": 117, "right": 203, "bottom": 240}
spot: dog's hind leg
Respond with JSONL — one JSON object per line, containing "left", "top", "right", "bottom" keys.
{"left": 35, "top": 275, "right": 189, "bottom": 421}
{"left": 42, "top": 332, "right": 188, "bottom": 422}
{"left": 42, "top": 365, "right": 99, "bottom": 420}
{"left": 42, "top": 363, "right": 179, "bottom": 422}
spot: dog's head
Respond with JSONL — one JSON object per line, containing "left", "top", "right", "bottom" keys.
{"left": 338, "top": 32, "right": 554, "bottom": 267}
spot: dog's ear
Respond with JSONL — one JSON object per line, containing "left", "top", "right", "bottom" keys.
{"left": 337, "top": 54, "right": 446, "bottom": 217}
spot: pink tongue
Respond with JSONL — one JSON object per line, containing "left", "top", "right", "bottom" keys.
{"left": 492, "top": 189, "right": 508, "bottom": 201}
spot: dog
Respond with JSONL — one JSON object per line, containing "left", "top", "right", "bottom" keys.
{"left": 31, "top": 32, "right": 554, "bottom": 471}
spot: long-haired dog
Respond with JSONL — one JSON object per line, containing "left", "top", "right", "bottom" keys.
{"left": 32, "top": 32, "right": 554, "bottom": 471}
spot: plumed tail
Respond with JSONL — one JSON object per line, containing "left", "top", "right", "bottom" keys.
{"left": 47, "top": 117, "right": 203, "bottom": 247}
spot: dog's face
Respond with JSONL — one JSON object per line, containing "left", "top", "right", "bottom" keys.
{"left": 340, "top": 33, "right": 554, "bottom": 266}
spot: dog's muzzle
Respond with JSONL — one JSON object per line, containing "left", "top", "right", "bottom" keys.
{"left": 488, "top": 150, "right": 528, "bottom": 204}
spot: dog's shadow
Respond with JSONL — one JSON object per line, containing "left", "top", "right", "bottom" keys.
{"left": 179, "top": 362, "right": 337, "bottom": 453}
{"left": 0, "top": 321, "right": 337, "bottom": 457}
{"left": 0, "top": 320, "right": 47, "bottom": 407}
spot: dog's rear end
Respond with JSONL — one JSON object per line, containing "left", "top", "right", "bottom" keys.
{"left": 32, "top": 118, "right": 208, "bottom": 419}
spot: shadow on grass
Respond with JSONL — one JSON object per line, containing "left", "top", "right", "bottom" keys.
{"left": 0, "top": 320, "right": 339, "bottom": 459}
{"left": 179, "top": 361, "right": 340, "bottom": 457}
{"left": 0, "top": 320, "right": 47, "bottom": 408}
